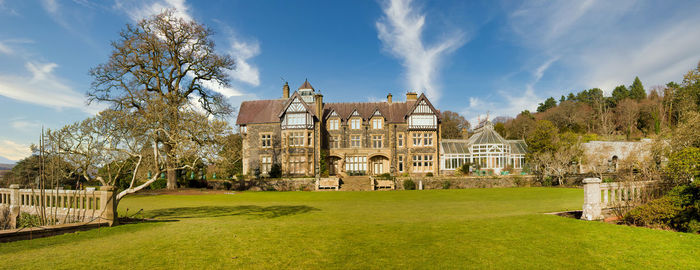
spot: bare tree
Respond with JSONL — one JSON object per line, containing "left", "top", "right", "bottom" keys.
{"left": 88, "top": 10, "right": 235, "bottom": 189}
{"left": 48, "top": 109, "right": 228, "bottom": 203}
{"left": 615, "top": 98, "right": 639, "bottom": 140}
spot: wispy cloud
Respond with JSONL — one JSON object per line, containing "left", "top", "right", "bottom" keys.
{"left": 114, "top": 0, "right": 261, "bottom": 99}
{"left": 0, "top": 139, "right": 31, "bottom": 161}
{"left": 11, "top": 119, "right": 40, "bottom": 130}
{"left": 506, "top": 0, "right": 700, "bottom": 94}
{"left": 376, "top": 0, "right": 465, "bottom": 102}
{"left": 227, "top": 40, "right": 261, "bottom": 87}
{"left": 114, "top": 0, "right": 191, "bottom": 22}
{"left": 0, "top": 62, "right": 102, "bottom": 114}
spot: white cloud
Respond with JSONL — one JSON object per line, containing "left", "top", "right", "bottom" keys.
{"left": 0, "top": 42, "right": 12, "bottom": 55}
{"left": 41, "top": 0, "right": 58, "bottom": 14}
{"left": 227, "top": 40, "right": 261, "bottom": 87}
{"left": 0, "top": 140, "right": 31, "bottom": 161}
{"left": 376, "top": 0, "right": 465, "bottom": 103}
{"left": 0, "top": 62, "right": 101, "bottom": 113}
{"left": 115, "top": 0, "right": 191, "bottom": 22}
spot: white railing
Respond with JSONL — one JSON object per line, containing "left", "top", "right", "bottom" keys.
{"left": 581, "top": 178, "right": 660, "bottom": 221}
{"left": 0, "top": 185, "right": 117, "bottom": 229}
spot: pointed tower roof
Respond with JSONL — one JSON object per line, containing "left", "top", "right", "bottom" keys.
{"left": 298, "top": 79, "right": 314, "bottom": 90}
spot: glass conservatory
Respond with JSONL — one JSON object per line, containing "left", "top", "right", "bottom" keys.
{"left": 440, "top": 121, "right": 528, "bottom": 174}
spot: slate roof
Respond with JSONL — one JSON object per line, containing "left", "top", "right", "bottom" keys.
{"left": 298, "top": 79, "right": 314, "bottom": 90}
{"left": 323, "top": 101, "right": 413, "bottom": 123}
{"left": 236, "top": 99, "right": 287, "bottom": 125}
{"left": 237, "top": 87, "right": 442, "bottom": 125}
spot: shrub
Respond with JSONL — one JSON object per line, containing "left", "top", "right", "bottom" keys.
{"left": 457, "top": 162, "right": 471, "bottom": 175}
{"left": 624, "top": 196, "right": 682, "bottom": 229}
{"left": 512, "top": 175, "right": 529, "bottom": 187}
{"left": 269, "top": 164, "right": 282, "bottom": 178}
{"left": 624, "top": 184, "right": 700, "bottom": 232}
{"left": 0, "top": 205, "right": 11, "bottom": 230}
{"left": 223, "top": 181, "right": 233, "bottom": 190}
{"left": 426, "top": 172, "right": 434, "bottom": 177}
{"left": 188, "top": 179, "right": 208, "bottom": 188}
{"left": 18, "top": 213, "right": 41, "bottom": 228}
{"left": 442, "top": 180, "right": 451, "bottom": 189}
{"left": 377, "top": 173, "right": 392, "bottom": 180}
{"left": 401, "top": 172, "right": 410, "bottom": 177}
{"left": 403, "top": 179, "right": 416, "bottom": 190}
{"left": 149, "top": 178, "right": 167, "bottom": 190}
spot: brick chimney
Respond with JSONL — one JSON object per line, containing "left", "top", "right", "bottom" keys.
{"left": 406, "top": 92, "right": 418, "bottom": 102}
{"left": 387, "top": 93, "right": 393, "bottom": 104}
{"left": 314, "top": 93, "right": 323, "bottom": 118}
{"left": 283, "top": 82, "right": 290, "bottom": 99}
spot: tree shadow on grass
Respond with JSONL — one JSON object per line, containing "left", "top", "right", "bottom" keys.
{"left": 143, "top": 205, "right": 320, "bottom": 220}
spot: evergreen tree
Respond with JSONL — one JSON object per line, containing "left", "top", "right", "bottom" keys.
{"left": 629, "top": 76, "right": 646, "bottom": 101}
{"left": 611, "top": 85, "right": 629, "bottom": 105}
{"left": 537, "top": 97, "right": 557, "bottom": 112}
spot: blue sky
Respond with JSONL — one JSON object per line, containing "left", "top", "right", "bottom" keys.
{"left": 1, "top": 0, "right": 700, "bottom": 162}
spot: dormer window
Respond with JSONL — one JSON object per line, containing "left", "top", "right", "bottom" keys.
{"left": 371, "top": 118, "right": 383, "bottom": 129}
{"left": 328, "top": 119, "right": 339, "bottom": 130}
{"left": 350, "top": 118, "right": 362, "bottom": 129}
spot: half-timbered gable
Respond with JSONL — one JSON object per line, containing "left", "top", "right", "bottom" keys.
{"left": 278, "top": 92, "right": 316, "bottom": 130}
{"left": 406, "top": 94, "right": 440, "bottom": 130}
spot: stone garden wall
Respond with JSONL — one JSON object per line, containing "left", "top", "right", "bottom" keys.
{"left": 395, "top": 175, "right": 537, "bottom": 190}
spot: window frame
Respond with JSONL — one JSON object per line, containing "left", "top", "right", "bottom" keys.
{"left": 350, "top": 118, "right": 362, "bottom": 130}
{"left": 350, "top": 135, "right": 361, "bottom": 148}
{"left": 260, "top": 133, "right": 272, "bottom": 148}
{"left": 372, "top": 135, "right": 383, "bottom": 148}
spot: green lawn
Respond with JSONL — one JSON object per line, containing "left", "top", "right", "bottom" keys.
{"left": 1, "top": 188, "right": 698, "bottom": 269}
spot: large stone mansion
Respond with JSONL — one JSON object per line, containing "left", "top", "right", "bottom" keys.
{"left": 236, "top": 80, "right": 529, "bottom": 178}
{"left": 236, "top": 80, "right": 441, "bottom": 178}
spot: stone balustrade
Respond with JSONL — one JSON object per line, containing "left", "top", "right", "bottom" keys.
{"left": 0, "top": 185, "right": 117, "bottom": 228}
{"left": 316, "top": 178, "right": 340, "bottom": 190}
{"left": 581, "top": 178, "right": 660, "bottom": 221}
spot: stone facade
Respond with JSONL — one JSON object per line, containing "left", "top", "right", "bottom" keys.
{"left": 236, "top": 80, "right": 441, "bottom": 178}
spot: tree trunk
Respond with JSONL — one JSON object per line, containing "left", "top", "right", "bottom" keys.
{"left": 164, "top": 143, "right": 178, "bottom": 189}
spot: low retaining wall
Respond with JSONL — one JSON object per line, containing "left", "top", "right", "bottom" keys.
{"left": 395, "top": 175, "right": 537, "bottom": 190}
{"left": 244, "top": 178, "right": 316, "bottom": 191}
{"left": 0, "top": 221, "right": 109, "bottom": 243}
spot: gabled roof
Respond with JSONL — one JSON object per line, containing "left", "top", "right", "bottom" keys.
{"left": 236, "top": 99, "right": 286, "bottom": 125}
{"left": 405, "top": 93, "right": 442, "bottom": 120}
{"left": 371, "top": 108, "right": 384, "bottom": 118}
{"left": 298, "top": 79, "right": 314, "bottom": 90}
{"left": 323, "top": 101, "right": 413, "bottom": 123}
{"left": 277, "top": 91, "right": 317, "bottom": 118}
{"left": 467, "top": 121, "right": 508, "bottom": 145}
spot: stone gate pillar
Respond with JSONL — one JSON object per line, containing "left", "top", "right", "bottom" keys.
{"left": 99, "top": 186, "right": 118, "bottom": 226}
{"left": 8, "top": 184, "right": 20, "bottom": 229}
{"left": 581, "top": 178, "right": 602, "bottom": 221}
